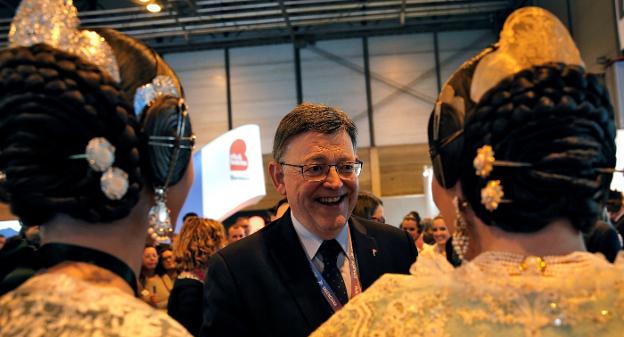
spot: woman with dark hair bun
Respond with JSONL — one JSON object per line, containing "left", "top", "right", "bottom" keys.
{"left": 312, "top": 7, "right": 623, "bottom": 336}
{"left": 0, "top": 1, "right": 194, "bottom": 336}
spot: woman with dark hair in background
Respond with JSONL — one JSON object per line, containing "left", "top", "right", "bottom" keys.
{"left": 168, "top": 217, "right": 226, "bottom": 336}
{"left": 139, "top": 245, "right": 172, "bottom": 309}
{"left": 158, "top": 245, "right": 177, "bottom": 287}
{"left": 312, "top": 7, "right": 623, "bottom": 336}
{"left": 0, "top": 0, "right": 194, "bottom": 335}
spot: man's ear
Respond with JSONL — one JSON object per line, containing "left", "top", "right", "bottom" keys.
{"left": 269, "top": 161, "right": 287, "bottom": 196}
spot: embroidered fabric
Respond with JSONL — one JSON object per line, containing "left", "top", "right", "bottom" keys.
{"left": 310, "top": 251, "right": 624, "bottom": 337}
{"left": 0, "top": 273, "right": 192, "bottom": 337}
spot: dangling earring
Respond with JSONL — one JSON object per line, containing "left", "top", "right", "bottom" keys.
{"left": 452, "top": 197, "right": 470, "bottom": 261}
{"left": 147, "top": 187, "right": 172, "bottom": 243}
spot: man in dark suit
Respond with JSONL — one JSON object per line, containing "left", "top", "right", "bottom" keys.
{"left": 201, "top": 103, "right": 417, "bottom": 337}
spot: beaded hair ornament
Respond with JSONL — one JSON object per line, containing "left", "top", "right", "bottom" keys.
{"left": 6, "top": 0, "right": 130, "bottom": 200}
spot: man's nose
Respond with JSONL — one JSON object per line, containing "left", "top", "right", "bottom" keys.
{"left": 323, "top": 166, "right": 344, "bottom": 189}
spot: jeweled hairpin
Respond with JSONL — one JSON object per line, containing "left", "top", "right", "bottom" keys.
{"left": 473, "top": 145, "right": 520, "bottom": 211}
{"left": 9, "top": 0, "right": 120, "bottom": 82}
{"left": 134, "top": 75, "right": 180, "bottom": 119}
{"left": 70, "top": 137, "right": 129, "bottom": 200}
{"left": 473, "top": 145, "right": 531, "bottom": 178}
{"left": 481, "top": 180, "right": 505, "bottom": 211}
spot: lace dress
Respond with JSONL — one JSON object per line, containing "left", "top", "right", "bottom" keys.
{"left": 0, "top": 273, "right": 192, "bottom": 337}
{"left": 311, "top": 251, "right": 624, "bottom": 337}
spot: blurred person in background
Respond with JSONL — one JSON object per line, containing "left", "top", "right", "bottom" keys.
{"left": 353, "top": 191, "right": 385, "bottom": 223}
{"left": 168, "top": 217, "right": 226, "bottom": 336}
{"left": 140, "top": 245, "right": 171, "bottom": 310}
{"left": 227, "top": 224, "right": 246, "bottom": 244}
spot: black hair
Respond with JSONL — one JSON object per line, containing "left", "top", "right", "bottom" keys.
{"left": 182, "top": 212, "right": 198, "bottom": 222}
{"left": 460, "top": 63, "right": 616, "bottom": 233}
{"left": 96, "top": 29, "right": 192, "bottom": 189}
{"left": 0, "top": 44, "right": 141, "bottom": 226}
{"left": 272, "top": 102, "right": 357, "bottom": 162}
{"left": 607, "top": 190, "right": 623, "bottom": 213}
{"left": 0, "top": 29, "right": 192, "bottom": 227}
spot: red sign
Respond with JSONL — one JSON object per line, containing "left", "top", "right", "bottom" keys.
{"left": 230, "top": 139, "right": 248, "bottom": 171}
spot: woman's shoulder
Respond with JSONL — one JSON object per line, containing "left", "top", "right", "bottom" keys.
{"left": 0, "top": 273, "right": 192, "bottom": 337}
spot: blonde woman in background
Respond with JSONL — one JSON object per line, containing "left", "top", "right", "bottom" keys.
{"left": 168, "top": 217, "right": 226, "bottom": 336}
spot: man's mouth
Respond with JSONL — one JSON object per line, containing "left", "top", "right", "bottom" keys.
{"left": 316, "top": 194, "right": 346, "bottom": 206}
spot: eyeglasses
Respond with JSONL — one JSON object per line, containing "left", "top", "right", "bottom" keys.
{"left": 280, "top": 160, "right": 363, "bottom": 182}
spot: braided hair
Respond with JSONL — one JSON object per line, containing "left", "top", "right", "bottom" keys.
{"left": 460, "top": 63, "right": 616, "bottom": 233}
{"left": 0, "top": 29, "right": 193, "bottom": 227}
{"left": 0, "top": 44, "right": 141, "bottom": 226}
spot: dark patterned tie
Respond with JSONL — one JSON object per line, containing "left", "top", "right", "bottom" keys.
{"left": 318, "top": 239, "right": 348, "bottom": 305}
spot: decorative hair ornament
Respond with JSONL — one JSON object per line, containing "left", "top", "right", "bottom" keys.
{"left": 136, "top": 76, "right": 191, "bottom": 243}
{"left": 9, "top": 0, "right": 120, "bottom": 83}
{"left": 70, "top": 137, "right": 129, "bottom": 200}
{"left": 147, "top": 188, "right": 173, "bottom": 243}
{"left": 134, "top": 75, "right": 180, "bottom": 119}
{"left": 452, "top": 197, "right": 470, "bottom": 261}
{"left": 470, "top": 7, "right": 583, "bottom": 103}
{"left": 0, "top": 171, "right": 6, "bottom": 183}
{"left": 481, "top": 180, "right": 504, "bottom": 211}
{"left": 474, "top": 145, "right": 495, "bottom": 177}
{"left": 473, "top": 145, "right": 531, "bottom": 178}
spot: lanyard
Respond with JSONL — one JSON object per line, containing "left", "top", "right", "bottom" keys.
{"left": 309, "top": 231, "right": 362, "bottom": 312}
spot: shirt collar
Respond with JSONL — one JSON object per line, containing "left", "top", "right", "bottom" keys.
{"left": 291, "top": 212, "right": 349, "bottom": 261}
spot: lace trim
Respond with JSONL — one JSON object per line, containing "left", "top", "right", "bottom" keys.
{"left": 177, "top": 271, "right": 204, "bottom": 283}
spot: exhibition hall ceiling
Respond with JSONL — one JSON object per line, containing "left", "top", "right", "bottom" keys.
{"left": 0, "top": 0, "right": 521, "bottom": 53}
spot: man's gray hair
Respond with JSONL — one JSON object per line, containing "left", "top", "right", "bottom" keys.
{"left": 272, "top": 102, "right": 358, "bottom": 162}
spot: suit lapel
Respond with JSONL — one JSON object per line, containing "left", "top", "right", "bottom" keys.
{"left": 349, "top": 217, "right": 382, "bottom": 290}
{"left": 265, "top": 211, "right": 333, "bottom": 330}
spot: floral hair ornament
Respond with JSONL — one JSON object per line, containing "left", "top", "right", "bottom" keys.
{"left": 134, "top": 75, "right": 180, "bottom": 120}
{"left": 473, "top": 145, "right": 519, "bottom": 211}
{"left": 473, "top": 145, "right": 531, "bottom": 178}
{"left": 9, "top": 0, "right": 120, "bottom": 83}
{"left": 481, "top": 180, "right": 504, "bottom": 211}
{"left": 70, "top": 137, "right": 129, "bottom": 200}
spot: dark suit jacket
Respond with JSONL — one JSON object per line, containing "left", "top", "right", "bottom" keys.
{"left": 168, "top": 278, "right": 203, "bottom": 337}
{"left": 200, "top": 211, "right": 417, "bottom": 337}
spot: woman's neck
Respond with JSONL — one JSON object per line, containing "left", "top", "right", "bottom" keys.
{"left": 40, "top": 192, "right": 152, "bottom": 286}
{"left": 468, "top": 215, "right": 586, "bottom": 259}
{"left": 143, "top": 269, "right": 156, "bottom": 277}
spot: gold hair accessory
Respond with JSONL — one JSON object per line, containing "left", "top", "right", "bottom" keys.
{"left": 70, "top": 137, "right": 129, "bottom": 200}
{"left": 481, "top": 180, "right": 504, "bottom": 211}
{"left": 473, "top": 145, "right": 532, "bottom": 178}
{"left": 9, "top": 0, "right": 120, "bottom": 83}
{"left": 474, "top": 145, "right": 495, "bottom": 177}
{"left": 470, "top": 7, "right": 583, "bottom": 103}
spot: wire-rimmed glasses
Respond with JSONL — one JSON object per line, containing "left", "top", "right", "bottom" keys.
{"left": 280, "top": 160, "right": 363, "bottom": 182}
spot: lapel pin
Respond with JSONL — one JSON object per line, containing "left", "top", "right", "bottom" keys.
{"left": 372, "top": 249, "right": 377, "bottom": 256}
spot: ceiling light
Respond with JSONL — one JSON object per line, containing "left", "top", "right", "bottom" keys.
{"left": 138, "top": 0, "right": 150, "bottom": 3}
{"left": 146, "top": 3, "right": 162, "bottom": 13}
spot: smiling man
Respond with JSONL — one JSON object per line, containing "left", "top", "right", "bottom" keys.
{"left": 201, "top": 103, "right": 417, "bottom": 337}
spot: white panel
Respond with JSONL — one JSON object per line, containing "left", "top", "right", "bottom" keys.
{"left": 230, "top": 44, "right": 297, "bottom": 155}
{"left": 165, "top": 50, "right": 229, "bottom": 148}
{"left": 200, "top": 125, "right": 266, "bottom": 221}
{"left": 300, "top": 38, "right": 370, "bottom": 148}
{"left": 369, "top": 33, "right": 437, "bottom": 146}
